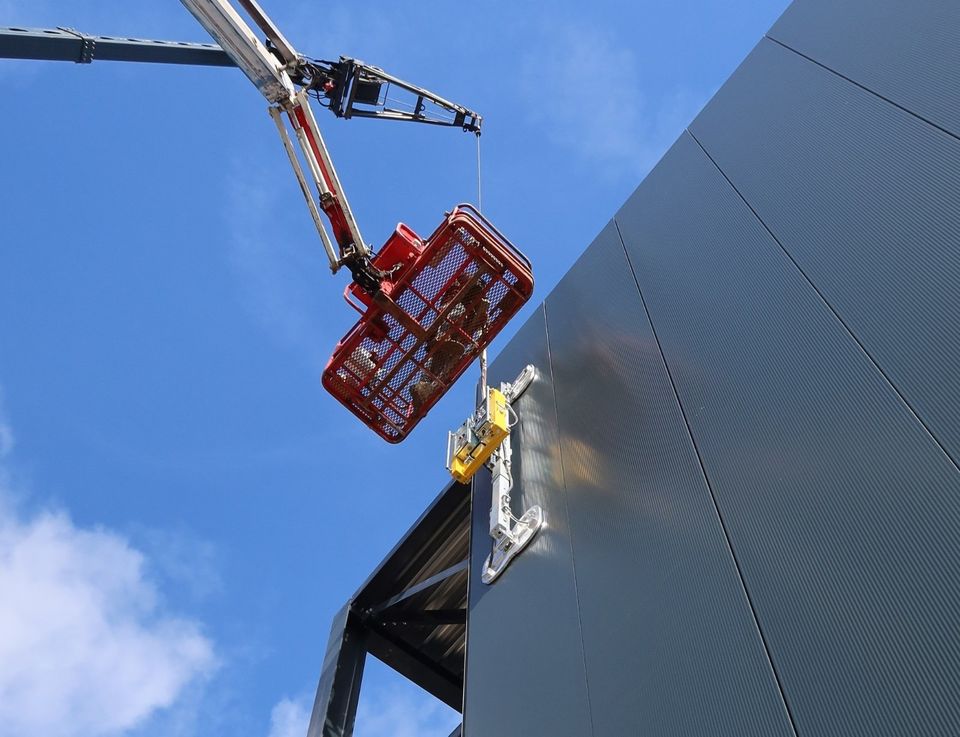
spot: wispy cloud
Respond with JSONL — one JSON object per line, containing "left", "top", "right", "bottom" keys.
{"left": 225, "top": 165, "right": 332, "bottom": 367}
{"left": 520, "top": 18, "right": 705, "bottom": 180}
{"left": 0, "top": 506, "right": 218, "bottom": 737}
{"left": 0, "top": 389, "right": 218, "bottom": 737}
{"left": 138, "top": 526, "right": 224, "bottom": 603}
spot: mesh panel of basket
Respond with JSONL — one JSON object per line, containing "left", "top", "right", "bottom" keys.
{"left": 325, "top": 219, "right": 531, "bottom": 441}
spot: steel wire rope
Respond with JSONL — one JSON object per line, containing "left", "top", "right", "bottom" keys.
{"left": 475, "top": 132, "right": 488, "bottom": 398}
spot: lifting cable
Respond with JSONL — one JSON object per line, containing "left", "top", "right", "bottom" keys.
{"left": 476, "top": 133, "right": 483, "bottom": 213}
{"left": 475, "top": 133, "right": 488, "bottom": 400}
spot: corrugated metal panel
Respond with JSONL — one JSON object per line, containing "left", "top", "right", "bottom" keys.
{"left": 543, "top": 222, "right": 794, "bottom": 737}
{"left": 463, "top": 305, "right": 592, "bottom": 737}
{"left": 616, "top": 131, "right": 960, "bottom": 737}
{"left": 769, "top": 0, "right": 960, "bottom": 138}
{"left": 690, "top": 38, "right": 960, "bottom": 467}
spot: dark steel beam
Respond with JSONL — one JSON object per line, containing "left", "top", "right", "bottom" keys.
{"left": 307, "top": 604, "right": 367, "bottom": 737}
{"left": 352, "top": 482, "right": 470, "bottom": 610}
{"left": 365, "top": 623, "right": 463, "bottom": 710}
{"left": 0, "top": 26, "right": 235, "bottom": 67}
{"left": 378, "top": 609, "right": 467, "bottom": 627}
{"left": 367, "top": 560, "right": 468, "bottom": 616}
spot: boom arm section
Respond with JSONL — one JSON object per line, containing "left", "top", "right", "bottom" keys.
{"left": 180, "top": 0, "right": 294, "bottom": 103}
{"left": 312, "top": 57, "right": 482, "bottom": 134}
{"left": 178, "top": 0, "right": 480, "bottom": 289}
{"left": 180, "top": 0, "right": 373, "bottom": 281}
{"left": 0, "top": 4, "right": 482, "bottom": 288}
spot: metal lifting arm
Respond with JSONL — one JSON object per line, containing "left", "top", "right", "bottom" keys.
{"left": 179, "top": 0, "right": 294, "bottom": 103}
{"left": 321, "top": 57, "right": 482, "bottom": 133}
{"left": 1, "top": 3, "right": 482, "bottom": 289}
{"left": 0, "top": 22, "right": 482, "bottom": 133}
{"left": 176, "top": 0, "right": 483, "bottom": 290}
{"left": 2, "top": 3, "right": 530, "bottom": 445}
{"left": 234, "top": 0, "right": 298, "bottom": 66}
{"left": 0, "top": 4, "right": 483, "bottom": 291}
{"left": 179, "top": 0, "right": 375, "bottom": 283}
{"left": 286, "top": 91, "right": 370, "bottom": 266}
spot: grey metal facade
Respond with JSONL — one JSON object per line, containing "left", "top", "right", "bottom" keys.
{"left": 463, "top": 1, "right": 960, "bottom": 735}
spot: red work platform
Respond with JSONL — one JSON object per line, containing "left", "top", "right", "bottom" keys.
{"left": 322, "top": 205, "right": 534, "bottom": 442}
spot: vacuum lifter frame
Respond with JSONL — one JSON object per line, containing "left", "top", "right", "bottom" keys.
{"left": 447, "top": 364, "right": 544, "bottom": 583}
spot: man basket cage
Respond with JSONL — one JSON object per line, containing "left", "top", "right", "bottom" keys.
{"left": 322, "top": 204, "right": 534, "bottom": 442}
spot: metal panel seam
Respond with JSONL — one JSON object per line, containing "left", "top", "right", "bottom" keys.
{"left": 686, "top": 126, "right": 960, "bottom": 477}
{"left": 542, "top": 300, "right": 597, "bottom": 737}
{"left": 764, "top": 34, "right": 960, "bottom": 146}
{"left": 612, "top": 213, "right": 800, "bottom": 737}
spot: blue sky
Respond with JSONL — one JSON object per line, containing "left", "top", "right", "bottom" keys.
{"left": 0, "top": 1, "right": 789, "bottom": 735}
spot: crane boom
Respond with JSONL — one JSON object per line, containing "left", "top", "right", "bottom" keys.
{"left": 234, "top": 0, "right": 298, "bottom": 65}
{"left": 179, "top": 0, "right": 293, "bottom": 103}
{"left": 179, "top": 0, "right": 375, "bottom": 280}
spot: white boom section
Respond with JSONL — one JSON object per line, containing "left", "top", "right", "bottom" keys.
{"left": 268, "top": 106, "right": 338, "bottom": 266}
{"left": 179, "top": 0, "right": 368, "bottom": 267}
{"left": 180, "top": 0, "right": 293, "bottom": 103}
{"left": 235, "top": 0, "right": 298, "bottom": 65}
{"left": 288, "top": 90, "right": 368, "bottom": 259}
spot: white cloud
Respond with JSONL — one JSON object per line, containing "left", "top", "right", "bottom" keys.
{"left": 520, "top": 19, "right": 704, "bottom": 179}
{"left": 0, "top": 394, "right": 217, "bottom": 737}
{"left": 0, "top": 507, "right": 217, "bottom": 737}
{"left": 138, "top": 527, "right": 223, "bottom": 603}
{"left": 268, "top": 695, "right": 311, "bottom": 737}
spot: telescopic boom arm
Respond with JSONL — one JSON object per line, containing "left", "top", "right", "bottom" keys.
{"left": 178, "top": 0, "right": 480, "bottom": 290}
{"left": 180, "top": 0, "right": 371, "bottom": 284}
{"left": 180, "top": 0, "right": 293, "bottom": 102}
{"left": 0, "top": 4, "right": 482, "bottom": 292}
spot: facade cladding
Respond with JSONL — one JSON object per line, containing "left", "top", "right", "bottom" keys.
{"left": 463, "top": 1, "right": 960, "bottom": 736}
